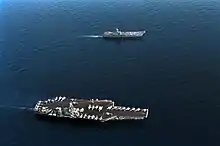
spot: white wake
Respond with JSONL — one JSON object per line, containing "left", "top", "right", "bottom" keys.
{"left": 78, "top": 35, "right": 103, "bottom": 38}
{"left": 0, "top": 105, "right": 33, "bottom": 111}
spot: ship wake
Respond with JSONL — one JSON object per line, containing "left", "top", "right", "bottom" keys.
{"left": 78, "top": 35, "right": 103, "bottom": 38}
{"left": 0, "top": 105, "right": 33, "bottom": 111}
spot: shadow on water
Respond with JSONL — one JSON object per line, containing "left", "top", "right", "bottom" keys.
{"left": 34, "top": 114, "right": 146, "bottom": 129}
{"left": 103, "top": 37, "right": 145, "bottom": 45}
{"left": 77, "top": 35, "right": 146, "bottom": 45}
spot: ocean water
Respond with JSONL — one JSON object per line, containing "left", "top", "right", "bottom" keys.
{"left": 0, "top": 0, "right": 220, "bottom": 145}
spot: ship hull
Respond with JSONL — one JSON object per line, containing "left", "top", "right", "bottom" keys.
{"left": 34, "top": 97, "right": 149, "bottom": 123}
{"left": 103, "top": 31, "right": 146, "bottom": 39}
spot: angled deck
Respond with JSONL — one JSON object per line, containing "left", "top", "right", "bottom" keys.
{"left": 34, "top": 97, "right": 149, "bottom": 122}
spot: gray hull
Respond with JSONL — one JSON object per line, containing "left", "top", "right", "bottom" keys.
{"left": 34, "top": 97, "right": 149, "bottom": 122}
{"left": 103, "top": 30, "right": 146, "bottom": 38}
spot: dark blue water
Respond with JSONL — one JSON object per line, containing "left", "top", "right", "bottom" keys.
{"left": 1, "top": 0, "right": 220, "bottom": 145}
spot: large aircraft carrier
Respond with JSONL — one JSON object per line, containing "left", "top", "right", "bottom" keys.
{"left": 34, "top": 97, "right": 149, "bottom": 122}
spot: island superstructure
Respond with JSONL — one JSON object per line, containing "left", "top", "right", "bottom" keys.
{"left": 34, "top": 97, "right": 149, "bottom": 122}
{"left": 103, "top": 28, "right": 146, "bottom": 39}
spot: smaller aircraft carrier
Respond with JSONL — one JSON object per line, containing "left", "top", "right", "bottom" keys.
{"left": 34, "top": 97, "right": 149, "bottom": 122}
{"left": 103, "top": 28, "right": 146, "bottom": 39}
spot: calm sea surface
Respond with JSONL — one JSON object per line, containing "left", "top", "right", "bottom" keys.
{"left": 0, "top": 0, "right": 220, "bottom": 145}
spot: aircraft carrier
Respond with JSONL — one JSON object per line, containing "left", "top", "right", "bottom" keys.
{"left": 34, "top": 97, "right": 149, "bottom": 122}
{"left": 103, "top": 28, "right": 146, "bottom": 39}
